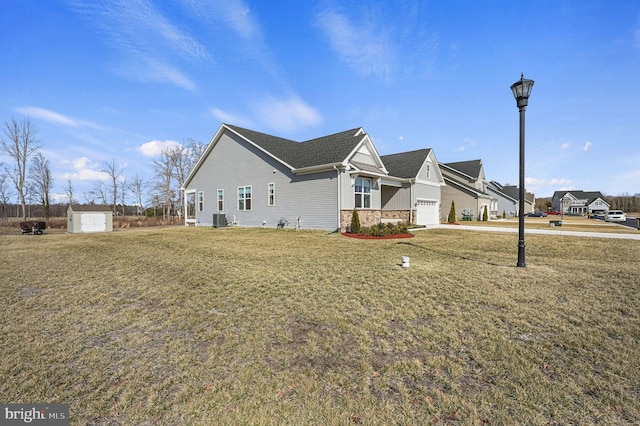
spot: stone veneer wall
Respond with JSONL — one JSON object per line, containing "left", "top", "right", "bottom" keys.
{"left": 340, "top": 209, "right": 411, "bottom": 232}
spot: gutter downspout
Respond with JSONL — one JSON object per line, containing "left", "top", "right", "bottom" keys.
{"left": 409, "top": 179, "right": 414, "bottom": 225}
{"left": 333, "top": 165, "right": 341, "bottom": 230}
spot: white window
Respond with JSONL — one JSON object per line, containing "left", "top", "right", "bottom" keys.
{"left": 238, "top": 186, "right": 252, "bottom": 211}
{"left": 197, "top": 191, "right": 204, "bottom": 212}
{"left": 268, "top": 183, "right": 275, "bottom": 206}
{"left": 425, "top": 164, "right": 430, "bottom": 179}
{"left": 217, "top": 189, "right": 224, "bottom": 211}
{"left": 354, "top": 177, "right": 371, "bottom": 208}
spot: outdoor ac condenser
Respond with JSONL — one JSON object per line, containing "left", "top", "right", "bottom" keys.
{"left": 212, "top": 213, "right": 228, "bottom": 228}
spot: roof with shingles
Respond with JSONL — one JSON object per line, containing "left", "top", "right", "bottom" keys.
{"left": 553, "top": 190, "right": 605, "bottom": 203}
{"left": 380, "top": 149, "right": 432, "bottom": 179}
{"left": 68, "top": 204, "right": 112, "bottom": 212}
{"left": 226, "top": 124, "right": 364, "bottom": 169}
{"left": 443, "top": 159, "right": 483, "bottom": 179}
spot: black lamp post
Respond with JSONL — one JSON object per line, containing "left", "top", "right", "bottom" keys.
{"left": 511, "top": 73, "right": 534, "bottom": 267}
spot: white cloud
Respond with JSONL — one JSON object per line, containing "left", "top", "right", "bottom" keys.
{"left": 456, "top": 146, "right": 465, "bottom": 151}
{"left": 254, "top": 95, "right": 322, "bottom": 133}
{"left": 15, "top": 106, "right": 104, "bottom": 130}
{"left": 210, "top": 108, "right": 250, "bottom": 126}
{"left": 549, "top": 178, "right": 573, "bottom": 186}
{"left": 315, "top": 10, "right": 393, "bottom": 79}
{"left": 59, "top": 156, "right": 110, "bottom": 182}
{"left": 69, "top": 0, "right": 207, "bottom": 91}
{"left": 561, "top": 143, "right": 570, "bottom": 149}
{"left": 136, "top": 140, "right": 182, "bottom": 157}
{"left": 583, "top": 141, "right": 592, "bottom": 152}
{"left": 398, "top": 135, "right": 404, "bottom": 141}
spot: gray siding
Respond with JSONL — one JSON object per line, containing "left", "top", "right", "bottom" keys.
{"left": 186, "top": 131, "right": 339, "bottom": 230}
{"left": 381, "top": 184, "right": 410, "bottom": 210}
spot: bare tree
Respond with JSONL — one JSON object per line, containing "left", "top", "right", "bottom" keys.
{"left": 0, "top": 168, "right": 13, "bottom": 219}
{"left": 102, "top": 159, "right": 123, "bottom": 214}
{"left": 152, "top": 149, "right": 175, "bottom": 219}
{"left": 29, "top": 152, "right": 53, "bottom": 219}
{"left": 1, "top": 117, "right": 40, "bottom": 220}
{"left": 128, "top": 174, "right": 146, "bottom": 215}
{"left": 169, "top": 140, "right": 206, "bottom": 218}
{"left": 91, "top": 180, "right": 109, "bottom": 205}
{"left": 119, "top": 176, "right": 127, "bottom": 216}
{"left": 64, "top": 178, "right": 77, "bottom": 205}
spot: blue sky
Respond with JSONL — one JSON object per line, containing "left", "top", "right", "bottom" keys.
{"left": 2, "top": 0, "right": 639, "bottom": 202}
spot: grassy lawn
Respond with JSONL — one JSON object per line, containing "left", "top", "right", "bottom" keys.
{"left": 1, "top": 226, "right": 638, "bottom": 424}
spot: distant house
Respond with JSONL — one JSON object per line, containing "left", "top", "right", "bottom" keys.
{"left": 551, "top": 190, "right": 609, "bottom": 215}
{"left": 67, "top": 205, "right": 113, "bottom": 233}
{"left": 181, "top": 124, "right": 445, "bottom": 231}
{"left": 439, "top": 160, "right": 498, "bottom": 221}
{"left": 487, "top": 181, "right": 535, "bottom": 217}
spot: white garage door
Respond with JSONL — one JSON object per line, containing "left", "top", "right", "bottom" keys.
{"left": 80, "top": 213, "right": 107, "bottom": 232}
{"left": 416, "top": 199, "right": 439, "bottom": 226}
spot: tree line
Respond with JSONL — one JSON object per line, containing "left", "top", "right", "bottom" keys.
{"left": 0, "top": 117, "right": 206, "bottom": 221}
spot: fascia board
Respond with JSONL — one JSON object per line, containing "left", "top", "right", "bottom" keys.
{"left": 293, "top": 162, "right": 345, "bottom": 175}
{"left": 345, "top": 133, "right": 389, "bottom": 175}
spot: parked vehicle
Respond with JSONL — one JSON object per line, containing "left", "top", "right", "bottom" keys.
{"left": 526, "top": 211, "right": 547, "bottom": 217}
{"left": 546, "top": 210, "right": 561, "bottom": 215}
{"left": 605, "top": 210, "right": 627, "bottom": 222}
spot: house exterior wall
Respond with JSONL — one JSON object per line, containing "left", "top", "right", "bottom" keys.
{"left": 185, "top": 131, "right": 339, "bottom": 230}
{"left": 381, "top": 184, "right": 410, "bottom": 210}
{"left": 489, "top": 189, "right": 517, "bottom": 217}
{"left": 440, "top": 185, "right": 478, "bottom": 222}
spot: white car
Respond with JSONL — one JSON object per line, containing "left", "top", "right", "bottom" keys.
{"left": 605, "top": 210, "right": 627, "bottom": 222}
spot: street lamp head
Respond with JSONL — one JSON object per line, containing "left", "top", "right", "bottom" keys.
{"left": 511, "top": 73, "right": 534, "bottom": 109}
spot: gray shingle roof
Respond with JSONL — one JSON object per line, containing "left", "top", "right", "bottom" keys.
{"left": 444, "top": 159, "right": 482, "bottom": 179}
{"left": 380, "top": 149, "right": 432, "bottom": 179}
{"left": 552, "top": 190, "right": 605, "bottom": 204}
{"left": 69, "top": 204, "right": 112, "bottom": 212}
{"left": 226, "top": 125, "right": 364, "bottom": 169}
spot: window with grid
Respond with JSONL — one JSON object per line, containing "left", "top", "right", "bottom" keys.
{"left": 354, "top": 177, "right": 371, "bottom": 208}
{"left": 238, "top": 186, "right": 252, "bottom": 211}
{"left": 217, "top": 189, "right": 224, "bottom": 211}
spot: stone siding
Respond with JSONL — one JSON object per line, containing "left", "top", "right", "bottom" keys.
{"left": 340, "top": 209, "right": 411, "bottom": 231}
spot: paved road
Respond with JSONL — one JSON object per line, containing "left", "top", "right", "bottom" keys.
{"left": 422, "top": 223, "right": 640, "bottom": 240}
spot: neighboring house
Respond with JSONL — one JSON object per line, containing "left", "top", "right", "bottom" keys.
{"left": 181, "top": 124, "right": 444, "bottom": 231}
{"left": 551, "top": 190, "right": 609, "bottom": 215}
{"left": 67, "top": 204, "right": 113, "bottom": 233}
{"left": 488, "top": 181, "right": 535, "bottom": 217}
{"left": 439, "top": 160, "right": 498, "bottom": 221}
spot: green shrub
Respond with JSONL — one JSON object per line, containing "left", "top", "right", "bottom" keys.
{"left": 483, "top": 205, "right": 488, "bottom": 221}
{"left": 350, "top": 208, "right": 361, "bottom": 234}
{"left": 354, "top": 221, "right": 410, "bottom": 237}
{"left": 502, "top": 210, "right": 506, "bottom": 219}
{"left": 448, "top": 200, "right": 457, "bottom": 223}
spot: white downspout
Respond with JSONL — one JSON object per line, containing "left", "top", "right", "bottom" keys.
{"left": 334, "top": 165, "right": 341, "bottom": 230}
{"left": 410, "top": 179, "right": 414, "bottom": 224}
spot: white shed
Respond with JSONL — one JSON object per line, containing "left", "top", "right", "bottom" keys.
{"left": 67, "top": 205, "right": 113, "bottom": 233}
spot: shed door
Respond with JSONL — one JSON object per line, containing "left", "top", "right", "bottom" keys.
{"left": 81, "top": 213, "right": 106, "bottom": 232}
{"left": 416, "top": 200, "right": 439, "bottom": 226}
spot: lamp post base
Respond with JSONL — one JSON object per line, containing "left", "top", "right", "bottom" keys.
{"left": 517, "top": 241, "right": 526, "bottom": 267}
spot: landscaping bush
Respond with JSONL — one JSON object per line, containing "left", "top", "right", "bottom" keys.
{"left": 448, "top": 200, "right": 457, "bottom": 223}
{"left": 357, "top": 222, "right": 410, "bottom": 237}
{"left": 350, "top": 208, "right": 361, "bottom": 234}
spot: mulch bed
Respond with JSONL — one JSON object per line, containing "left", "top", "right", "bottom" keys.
{"left": 341, "top": 232, "right": 414, "bottom": 240}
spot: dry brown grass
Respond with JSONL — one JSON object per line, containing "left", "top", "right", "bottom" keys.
{"left": 1, "top": 227, "right": 638, "bottom": 424}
